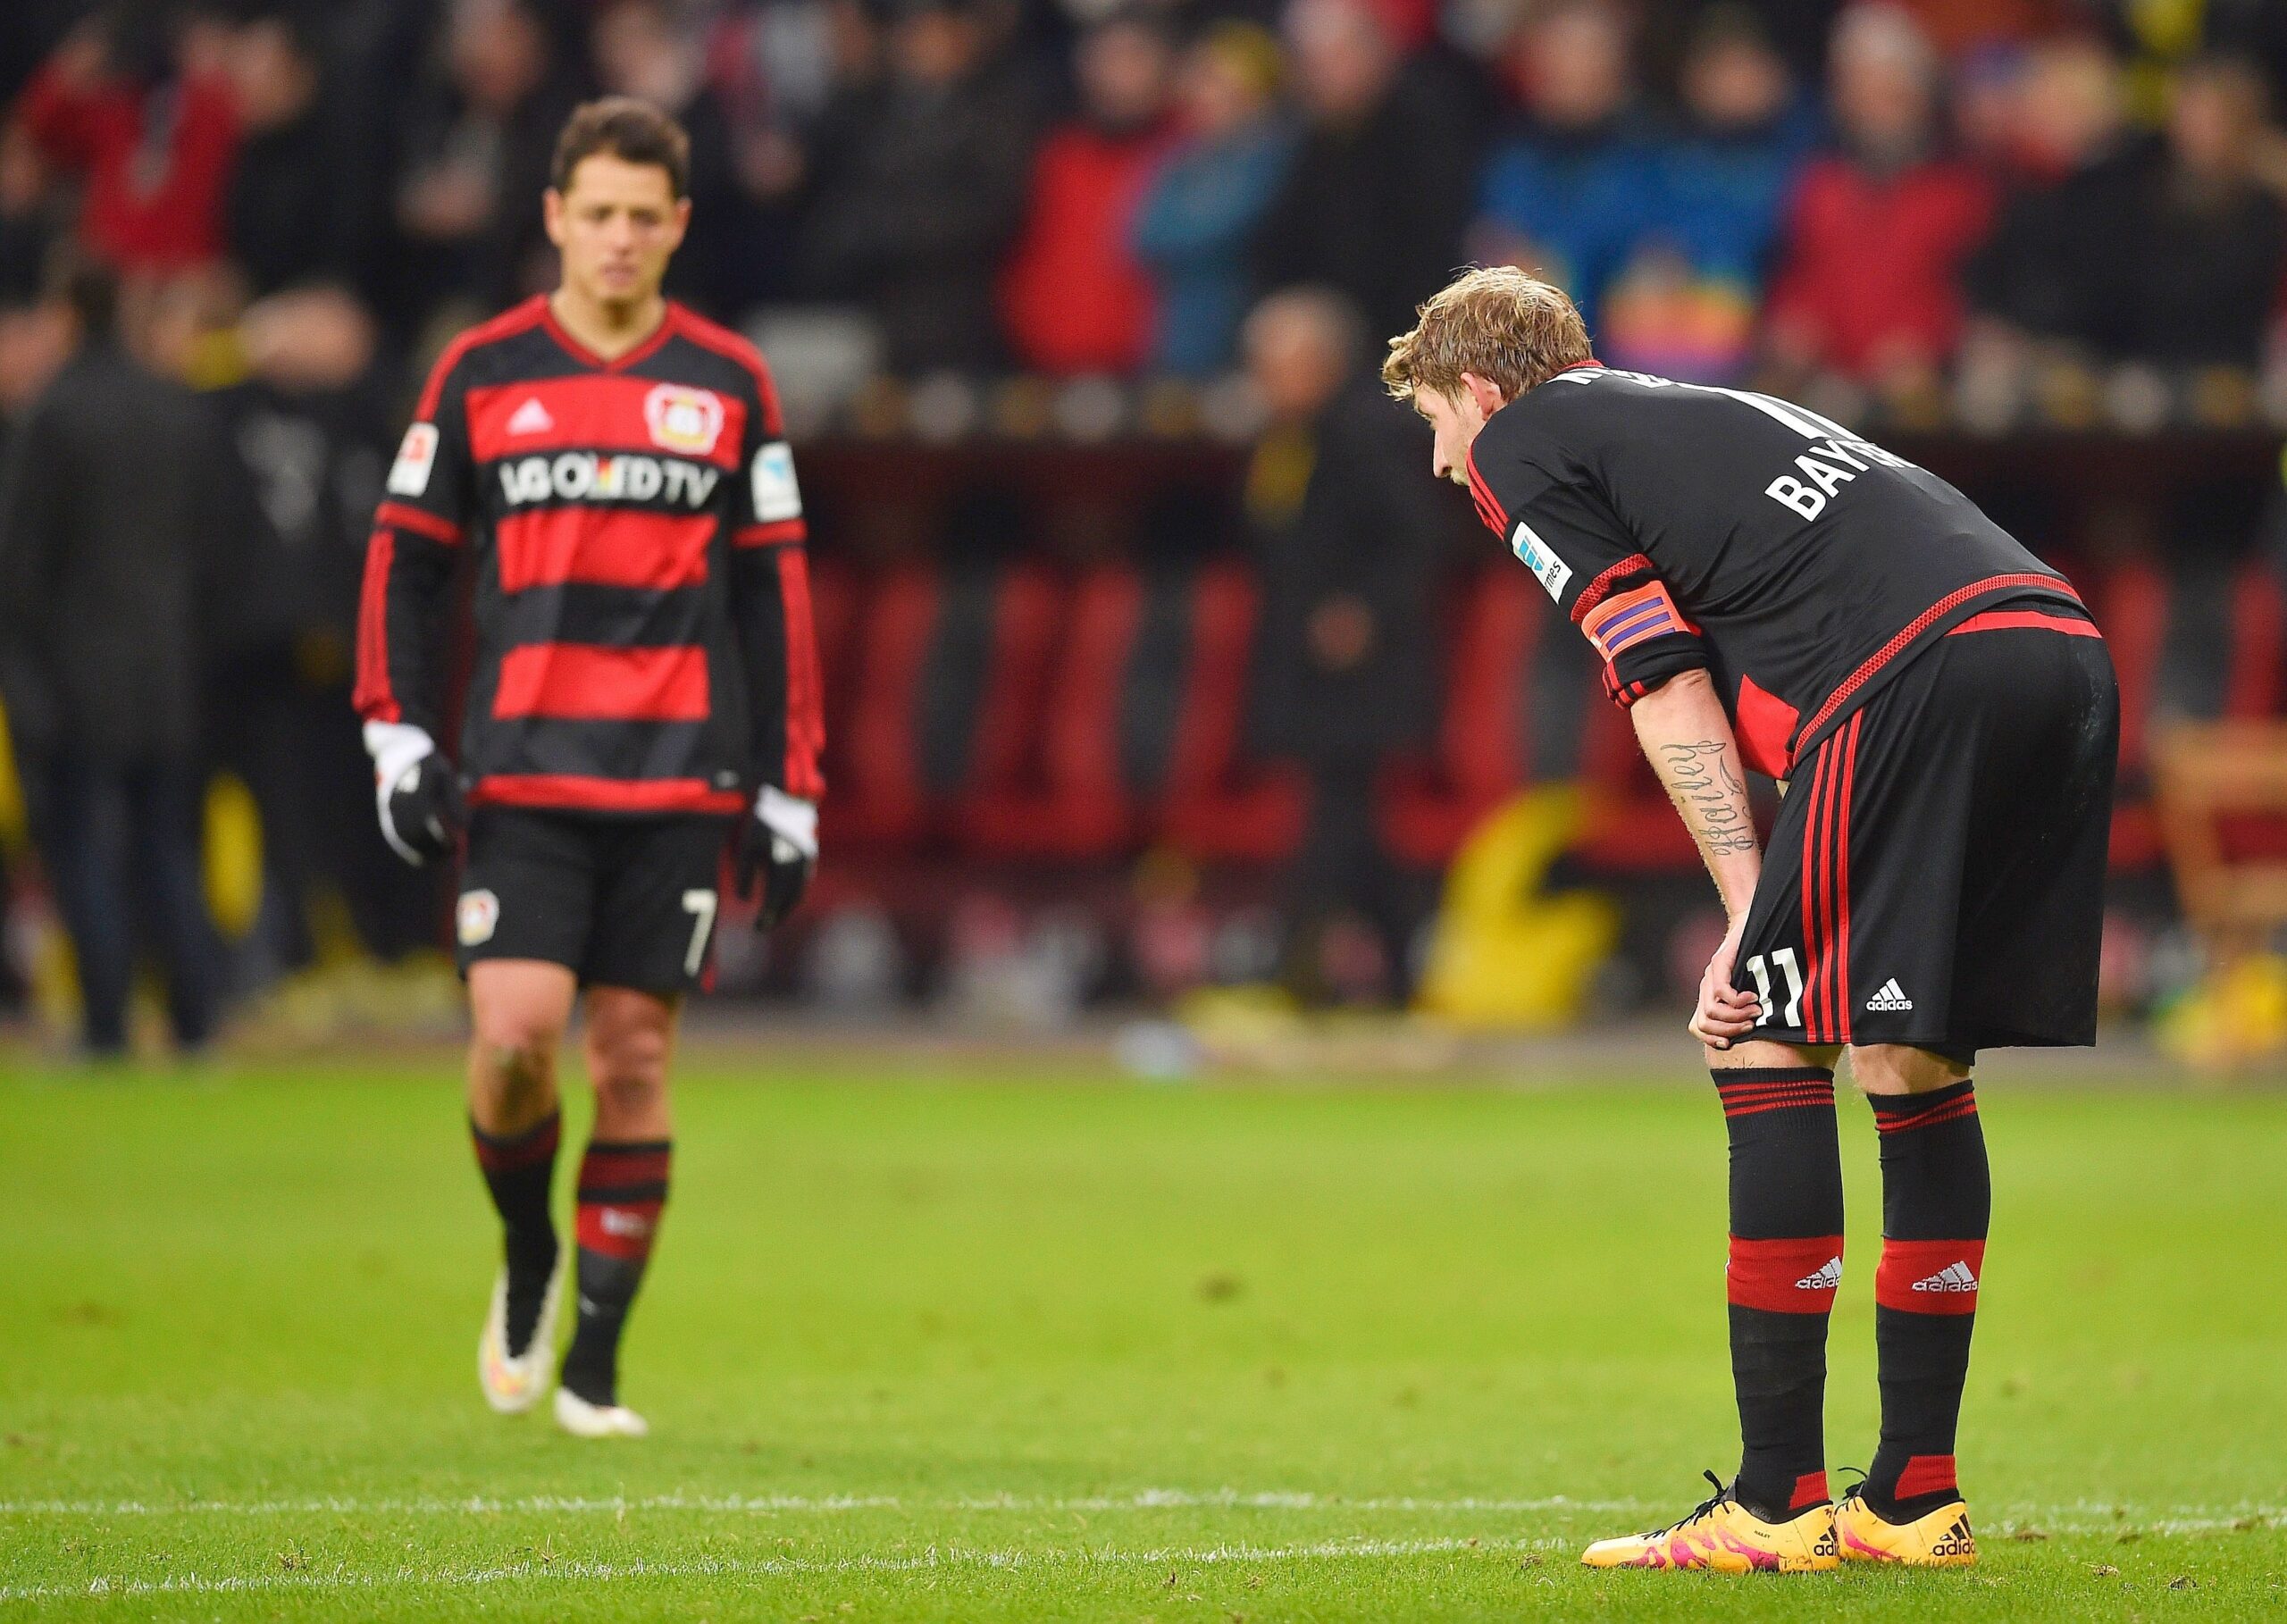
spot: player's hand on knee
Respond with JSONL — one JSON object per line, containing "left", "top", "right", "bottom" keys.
{"left": 739, "top": 785, "right": 817, "bottom": 931}
{"left": 1690, "top": 918, "right": 1762, "bottom": 1048}
{"left": 364, "top": 721, "right": 463, "bottom": 866}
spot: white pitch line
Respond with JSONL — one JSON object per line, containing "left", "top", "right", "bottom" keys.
{"left": 0, "top": 1489, "right": 2275, "bottom": 1536}
{"left": 0, "top": 1489, "right": 1652, "bottom": 1519}
{"left": 0, "top": 1535, "right": 1559, "bottom": 1603}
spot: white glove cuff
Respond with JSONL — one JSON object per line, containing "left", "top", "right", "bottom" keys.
{"left": 755, "top": 785, "right": 818, "bottom": 861}
{"left": 364, "top": 721, "right": 437, "bottom": 795}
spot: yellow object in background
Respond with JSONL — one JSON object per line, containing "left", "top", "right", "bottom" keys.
{"left": 2153, "top": 952, "right": 2287, "bottom": 1072}
{"left": 1415, "top": 785, "right": 1621, "bottom": 1031}
{"left": 0, "top": 696, "right": 25, "bottom": 853}
{"left": 203, "top": 772, "right": 264, "bottom": 941}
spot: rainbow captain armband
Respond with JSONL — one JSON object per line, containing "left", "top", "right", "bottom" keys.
{"left": 1579, "top": 579, "right": 1697, "bottom": 662}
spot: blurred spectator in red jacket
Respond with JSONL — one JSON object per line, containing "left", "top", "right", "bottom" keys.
{"left": 12, "top": 11, "right": 239, "bottom": 273}
{"left": 1763, "top": 4, "right": 1992, "bottom": 389}
{"left": 1000, "top": 14, "right": 1176, "bottom": 374}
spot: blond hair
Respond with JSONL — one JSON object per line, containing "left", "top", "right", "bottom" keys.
{"left": 1382, "top": 266, "right": 1594, "bottom": 406}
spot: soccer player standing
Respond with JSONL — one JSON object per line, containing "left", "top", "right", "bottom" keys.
{"left": 1385, "top": 268, "right": 2116, "bottom": 1570}
{"left": 354, "top": 100, "right": 824, "bottom": 1438}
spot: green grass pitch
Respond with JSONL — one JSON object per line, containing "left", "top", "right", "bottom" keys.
{"left": 2, "top": 1051, "right": 2283, "bottom": 1620}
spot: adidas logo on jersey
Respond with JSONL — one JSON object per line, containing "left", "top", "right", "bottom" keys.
{"left": 1912, "top": 1261, "right": 1979, "bottom": 1294}
{"left": 1795, "top": 1257, "right": 1843, "bottom": 1292}
{"left": 1865, "top": 978, "right": 1914, "bottom": 1011}
{"left": 507, "top": 397, "right": 555, "bottom": 435}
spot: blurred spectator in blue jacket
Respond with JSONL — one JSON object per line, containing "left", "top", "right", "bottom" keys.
{"left": 1600, "top": 5, "right": 1814, "bottom": 380}
{"left": 1131, "top": 22, "right": 1294, "bottom": 376}
{"left": 1471, "top": 0, "right": 1663, "bottom": 336}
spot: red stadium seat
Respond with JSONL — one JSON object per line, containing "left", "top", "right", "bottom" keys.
{"left": 959, "top": 565, "right": 1139, "bottom": 858}
{"left": 1153, "top": 562, "right": 1306, "bottom": 863}
{"left": 1382, "top": 566, "right": 1542, "bottom": 866}
{"left": 824, "top": 563, "right": 939, "bottom": 851}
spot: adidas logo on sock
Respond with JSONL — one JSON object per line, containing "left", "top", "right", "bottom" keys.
{"left": 1865, "top": 978, "right": 1914, "bottom": 1011}
{"left": 1911, "top": 1260, "right": 1979, "bottom": 1294}
{"left": 507, "top": 397, "right": 555, "bottom": 435}
{"left": 1795, "top": 1257, "right": 1843, "bottom": 1292}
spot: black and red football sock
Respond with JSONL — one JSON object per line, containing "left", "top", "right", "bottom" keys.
{"left": 471, "top": 1110, "right": 561, "bottom": 1355}
{"left": 560, "top": 1138, "right": 671, "bottom": 1407}
{"left": 1867, "top": 1081, "right": 1989, "bottom": 1519}
{"left": 1716, "top": 1067, "right": 1846, "bottom": 1523}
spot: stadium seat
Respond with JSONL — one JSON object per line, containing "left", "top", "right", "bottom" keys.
{"left": 959, "top": 565, "right": 1142, "bottom": 858}
{"left": 1382, "top": 565, "right": 1544, "bottom": 867}
{"left": 1152, "top": 561, "right": 1306, "bottom": 864}
{"left": 823, "top": 562, "right": 940, "bottom": 852}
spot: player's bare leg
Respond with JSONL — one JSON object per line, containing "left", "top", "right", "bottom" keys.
{"left": 555, "top": 984, "right": 677, "bottom": 1438}
{"left": 1833, "top": 1042, "right": 1983, "bottom": 1565}
{"left": 467, "top": 960, "right": 578, "bottom": 1413}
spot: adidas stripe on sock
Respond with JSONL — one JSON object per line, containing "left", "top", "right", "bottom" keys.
{"left": 1715, "top": 1067, "right": 1844, "bottom": 1521}
{"left": 1868, "top": 1081, "right": 1990, "bottom": 1519}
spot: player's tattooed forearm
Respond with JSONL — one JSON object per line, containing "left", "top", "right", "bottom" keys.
{"left": 1660, "top": 741, "right": 1757, "bottom": 854}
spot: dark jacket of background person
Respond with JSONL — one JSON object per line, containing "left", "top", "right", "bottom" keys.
{"left": 796, "top": 6, "right": 1043, "bottom": 373}
{"left": 1964, "top": 139, "right": 2144, "bottom": 353}
{"left": 222, "top": 17, "right": 362, "bottom": 297}
{"left": 0, "top": 336, "right": 222, "bottom": 764}
{"left": 1250, "top": 377, "right": 1442, "bottom": 770}
{"left": 1254, "top": 0, "right": 1474, "bottom": 348}
{"left": 0, "top": 288, "right": 227, "bottom": 1053}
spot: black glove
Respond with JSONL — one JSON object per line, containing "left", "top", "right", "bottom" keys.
{"left": 365, "top": 722, "right": 463, "bottom": 866}
{"left": 737, "top": 785, "right": 817, "bottom": 930}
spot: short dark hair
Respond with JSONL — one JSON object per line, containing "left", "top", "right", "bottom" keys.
{"left": 550, "top": 96, "right": 691, "bottom": 199}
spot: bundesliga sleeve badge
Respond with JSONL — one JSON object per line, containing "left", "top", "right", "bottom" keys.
{"left": 387, "top": 423, "right": 440, "bottom": 497}
{"left": 750, "top": 441, "right": 802, "bottom": 523}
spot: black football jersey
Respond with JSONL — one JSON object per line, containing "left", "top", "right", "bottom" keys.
{"left": 1462, "top": 363, "right": 2081, "bottom": 777}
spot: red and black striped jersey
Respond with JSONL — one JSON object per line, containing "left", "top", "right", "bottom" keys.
{"left": 1463, "top": 364, "right": 2083, "bottom": 779}
{"left": 353, "top": 297, "right": 823, "bottom": 815}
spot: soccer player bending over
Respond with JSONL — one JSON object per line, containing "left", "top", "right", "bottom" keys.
{"left": 354, "top": 100, "right": 824, "bottom": 1438}
{"left": 1386, "top": 269, "right": 2116, "bottom": 1571}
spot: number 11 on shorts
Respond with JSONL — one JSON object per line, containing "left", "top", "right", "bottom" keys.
{"left": 1742, "top": 948, "right": 1805, "bottom": 1028}
{"left": 682, "top": 889, "right": 718, "bottom": 977}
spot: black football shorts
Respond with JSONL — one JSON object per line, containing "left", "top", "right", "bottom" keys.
{"left": 457, "top": 808, "right": 735, "bottom": 994}
{"left": 1730, "top": 604, "right": 2118, "bottom": 1059}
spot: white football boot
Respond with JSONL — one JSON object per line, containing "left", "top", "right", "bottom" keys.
{"left": 554, "top": 1385, "right": 649, "bottom": 1438}
{"left": 477, "top": 1261, "right": 563, "bottom": 1415}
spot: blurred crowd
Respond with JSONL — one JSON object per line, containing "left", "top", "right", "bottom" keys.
{"left": 4, "top": 0, "right": 2287, "bottom": 398}
{"left": 7, "top": 0, "right": 2287, "bottom": 1045}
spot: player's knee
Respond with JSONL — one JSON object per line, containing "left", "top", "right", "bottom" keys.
{"left": 590, "top": 1026, "right": 670, "bottom": 1108}
{"left": 472, "top": 1015, "right": 563, "bottom": 1091}
{"left": 1846, "top": 1043, "right": 1968, "bottom": 1096}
